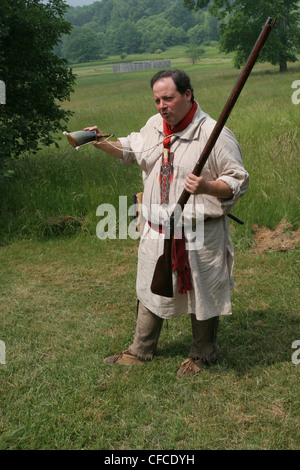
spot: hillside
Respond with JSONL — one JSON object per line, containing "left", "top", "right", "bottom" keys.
{"left": 56, "top": 0, "right": 219, "bottom": 62}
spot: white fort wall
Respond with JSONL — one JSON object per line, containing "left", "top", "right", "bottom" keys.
{"left": 113, "top": 60, "right": 171, "bottom": 73}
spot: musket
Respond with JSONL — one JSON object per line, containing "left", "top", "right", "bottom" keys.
{"left": 150, "top": 16, "right": 277, "bottom": 298}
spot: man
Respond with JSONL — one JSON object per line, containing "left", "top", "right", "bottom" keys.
{"left": 85, "top": 69, "right": 249, "bottom": 377}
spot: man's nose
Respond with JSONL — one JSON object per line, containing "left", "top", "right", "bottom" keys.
{"left": 158, "top": 99, "right": 167, "bottom": 110}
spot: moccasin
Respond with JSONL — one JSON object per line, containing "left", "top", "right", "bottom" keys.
{"left": 177, "top": 358, "right": 204, "bottom": 377}
{"left": 103, "top": 351, "right": 144, "bottom": 366}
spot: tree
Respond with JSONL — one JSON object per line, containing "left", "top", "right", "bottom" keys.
{"left": 104, "top": 21, "right": 142, "bottom": 55}
{"left": 136, "top": 16, "right": 168, "bottom": 53}
{"left": 183, "top": 0, "right": 300, "bottom": 71}
{"left": 0, "top": 0, "right": 76, "bottom": 175}
{"left": 62, "top": 25, "right": 105, "bottom": 63}
{"left": 119, "top": 21, "right": 142, "bottom": 55}
{"left": 187, "top": 23, "right": 206, "bottom": 45}
{"left": 186, "top": 45, "right": 205, "bottom": 64}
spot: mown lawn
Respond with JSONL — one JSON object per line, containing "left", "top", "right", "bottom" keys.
{"left": 0, "top": 236, "right": 299, "bottom": 450}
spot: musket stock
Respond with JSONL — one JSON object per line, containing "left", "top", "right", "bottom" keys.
{"left": 150, "top": 16, "right": 276, "bottom": 298}
{"left": 150, "top": 237, "right": 174, "bottom": 297}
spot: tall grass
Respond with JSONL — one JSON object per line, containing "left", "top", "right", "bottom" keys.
{"left": 0, "top": 53, "right": 299, "bottom": 246}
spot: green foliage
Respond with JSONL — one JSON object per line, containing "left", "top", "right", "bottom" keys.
{"left": 59, "top": 0, "right": 219, "bottom": 61}
{"left": 61, "top": 25, "right": 106, "bottom": 63}
{"left": 186, "top": 45, "right": 205, "bottom": 64}
{"left": 105, "top": 20, "right": 143, "bottom": 55}
{"left": 0, "top": 0, "right": 76, "bottom": 172}
{"left": 183, "top": 0, "right": 210, "bottom": 10}
{"left": 183, "top": 0, "right": 300, "bottom": 71}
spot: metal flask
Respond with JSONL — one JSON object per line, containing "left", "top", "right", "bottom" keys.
{"left": 63, "top": 130, "right": 96, "bottom": 149}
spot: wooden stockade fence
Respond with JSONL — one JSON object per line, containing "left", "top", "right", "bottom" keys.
{"left": 113, "top": 60, "right": 171, "bottom": 73}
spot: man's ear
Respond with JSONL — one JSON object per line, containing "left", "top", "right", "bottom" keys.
{"left": 185, "top": 89, "right": 192, "bottom": 100}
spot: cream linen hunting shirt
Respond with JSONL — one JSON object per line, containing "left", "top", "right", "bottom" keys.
{"left": 118, "top": 104, "right": 250, "bottom": 321}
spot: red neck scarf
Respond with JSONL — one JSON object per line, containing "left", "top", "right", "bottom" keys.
{"left": 163, "top": 100, "right": 198, "bottom": 149}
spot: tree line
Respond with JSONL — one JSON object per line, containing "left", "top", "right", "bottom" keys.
{"left": 56, "top": 0, "right": 300, "bottom": 73}
{"left": 183, "top": 0, "right": 300, "bottom": 72}
{"left": 55, "top": 0, "right": 219, "bottom": 62}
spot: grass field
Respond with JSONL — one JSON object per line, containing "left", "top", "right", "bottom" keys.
{"left": 0, "top": 46, "right": 299, "bottom": 450}
{"left": 0, "top": 238, "right": 299, "bottom": 450}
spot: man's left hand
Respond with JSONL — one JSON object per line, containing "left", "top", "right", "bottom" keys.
{"left": 184, "top": 174, "right": 233, "bottom": 199}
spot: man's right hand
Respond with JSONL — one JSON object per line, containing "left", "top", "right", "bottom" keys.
{"left": 83, "top": 126, "right": 123, "bottom": 158}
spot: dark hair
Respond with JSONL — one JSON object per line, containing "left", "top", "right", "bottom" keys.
{"left": 150, "top": 69, "right": 194, "bottom": 103}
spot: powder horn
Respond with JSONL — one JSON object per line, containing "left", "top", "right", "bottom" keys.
{"left": 63, "top": 130, "right": 114, "bottom": 150}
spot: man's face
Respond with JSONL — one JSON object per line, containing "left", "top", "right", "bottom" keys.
{"left": 153, "top": 77, "right": 192, "bottom": 128}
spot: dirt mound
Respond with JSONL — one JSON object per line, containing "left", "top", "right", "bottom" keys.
{"left": 252, "top": 218, "right": 300, "bottom": 254}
